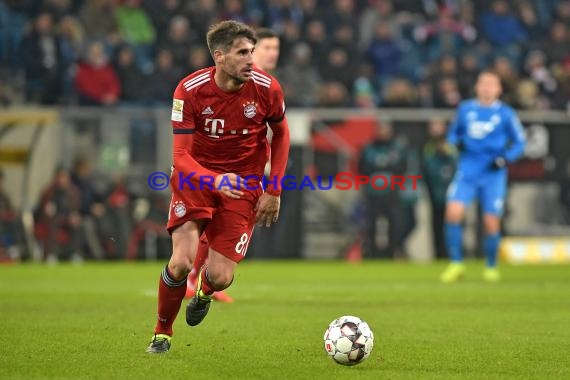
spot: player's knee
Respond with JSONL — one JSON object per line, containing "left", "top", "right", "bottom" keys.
{"left": 168, "top": 257, "right": 192, "bottom": 279}
{"left": 483, "top": 215, "right": 501, "bottom": 234}
{"left": 219, "top": 272, "right": 234, "bottom": 290}
{"left": 208, "top": 271, "right": 234, "bottom": 291}
{"left": 445, "top": 205, "right": 464, "bottom": 223}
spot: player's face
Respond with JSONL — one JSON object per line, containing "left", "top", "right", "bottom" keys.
{"left": 252, "top": 37, "right": 280, "bottom": 71}
{"left": 218, "top": 37, "right": 255, "bottom": 84}
{"left": 475, "top": 73, "right": 502, "bottom": 104}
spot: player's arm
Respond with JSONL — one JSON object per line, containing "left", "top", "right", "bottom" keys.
{"left": 171, "top": 83, "right": 217, "bottom": 178}
{"left": 503, "top": 109, "right": 526, "bottom": 163}
{"left": 265, "top": 79, "right": 290, "bottom": 195}
{"left": 266, "top": 116, "right": 290, "bottom": 196}
{"left": 255, "top": 81, "right": 290, "bottom": 226}
{"left": 172, "top": 132, "right": 218, "bottom": 179}
{"left": 492, "top": 109, "right": 526, "bottom": 169}
{"left": 255, "top": 116, "right": 289, "bottom": 226}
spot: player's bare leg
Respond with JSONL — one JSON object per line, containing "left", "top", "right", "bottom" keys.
{"left": 185, "top": 236, "right": 234, "bottom": 303}
{"left": 482, "top": 213, "right": 501, "bottom": 282}
{"left": 146, "top": 220, "right": 204, "bottom": 353}
{"left": 186, "top": 248, "right": 237, "bottom": 326}
{"left": 441, "top": 201, "right": 466, "bottom": 283}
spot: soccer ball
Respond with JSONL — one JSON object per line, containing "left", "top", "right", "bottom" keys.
{"left": 323, "top": 315, "right": 374, "bottom": 366}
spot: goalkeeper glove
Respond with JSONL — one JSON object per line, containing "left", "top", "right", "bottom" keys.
{"left": 492, "top": 156, "right": 507, "bottom": 170}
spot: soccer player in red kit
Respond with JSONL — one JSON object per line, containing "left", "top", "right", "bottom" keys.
{"left": 184, "top": 27, "right": 281, "bottom": 302}
{"left": 146, "top": 21, "right": 290, "bottom": 353}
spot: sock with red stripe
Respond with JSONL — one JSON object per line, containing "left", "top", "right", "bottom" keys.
{"left": 154, "top": 265, "right": 187, "bottom": 336}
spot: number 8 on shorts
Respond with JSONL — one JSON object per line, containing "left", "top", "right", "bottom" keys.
{"left": 235, "top": 233, "right": 250, "bottom": 256}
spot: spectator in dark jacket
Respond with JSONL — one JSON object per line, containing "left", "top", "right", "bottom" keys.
{"left": 422, "top": 118, "right": 457, "bottom": 259}
{"left": 20, "top": 12, "right": 64, "bottom": 104}
{"left": 480, "top": 1, "right": 526, "bottom": 47}
{"left": 145, "top": 49, "right": 182, "bottom": 104}
{"left": 367, "top": 22, "right": 402, "bottom": 81}
{"left": 114, "top": 45, "right": 144, "bottom": 103}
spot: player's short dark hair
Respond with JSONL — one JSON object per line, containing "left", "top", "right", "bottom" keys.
{"left": 206, "top": 21, "right": 257, "bottom": 56}
{"left": 255, "top": 28, "right": 278, "bottom": 41}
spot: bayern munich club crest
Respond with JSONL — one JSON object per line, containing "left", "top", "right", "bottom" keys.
{"left": 243, "top": 101, "right": 258, "bottom": 118}
{"left": 173, "top": 201, "right": 186, "bottom": 218}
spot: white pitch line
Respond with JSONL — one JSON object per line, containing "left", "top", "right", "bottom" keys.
{"left": 142, "top": 289, "right": 157, "bottom": 297}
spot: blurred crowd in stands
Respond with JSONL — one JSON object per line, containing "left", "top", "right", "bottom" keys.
{"left": 2, "top": 0, "right": 570, "bottom": 262}
{"left": 0, "top": 0, "right": 569, "bottom": 110}
{"left": 0, "top": 160, "right": 172, "bottom": 262}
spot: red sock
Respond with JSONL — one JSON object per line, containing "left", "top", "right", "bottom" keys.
{"left": 199, "top": 268, "right": 216, "bottom": 296}
{"left": 154, "top": 266, "right": 187, "bottom": 336}
{"left": 189, "top": 236, "right": 209, "bottom": 283}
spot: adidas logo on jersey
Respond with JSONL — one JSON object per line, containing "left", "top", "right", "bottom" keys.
{"left": 202, "top": 106, "right": 214, "bottom": 115}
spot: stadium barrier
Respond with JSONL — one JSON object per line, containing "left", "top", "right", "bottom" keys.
{"left": 1, "top": 107, "right": 569, "bottom": 262}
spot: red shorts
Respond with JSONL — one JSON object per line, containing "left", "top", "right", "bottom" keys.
{"left": 166, "top": 173, "right": 262, "bottom": 263}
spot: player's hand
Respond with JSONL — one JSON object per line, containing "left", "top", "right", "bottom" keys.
{"left": 254, "top": 193, "right": 280, "bottom": 227}
{"left": 215, "top": 173, "right": 245, "bottom": 199}
{"left": 492, "top": 156, "right": 507, "bottom": 170}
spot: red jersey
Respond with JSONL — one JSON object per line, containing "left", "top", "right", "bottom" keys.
{"left": 171, "top": 67, "right": 285, "bottom": 182}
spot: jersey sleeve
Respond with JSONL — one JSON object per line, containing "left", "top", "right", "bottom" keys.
{"left": 266, "top": 117, "right": 290, "bottom": 196}
{"left": 503, "top": 108, "right": 526, "bottom": 163}
{"left": 264, "top": 79, "right": 289, "bottom": 196}
{"left": 265, "top": 79, "right": 286, "bottom": 123}
{"left": 171, "top": 83, "right": 195, "bottom": 134}
{"left": 171, "top": 82, "right": 218, "bottom": 179}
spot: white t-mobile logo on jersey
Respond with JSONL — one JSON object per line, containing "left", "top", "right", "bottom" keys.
{"left": 205, "top": 118, "right": 225, "bottom": 138}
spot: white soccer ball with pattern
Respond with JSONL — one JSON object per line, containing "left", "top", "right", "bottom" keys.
{"left": 323, "top": 315, "right": 374, "bottom": 366}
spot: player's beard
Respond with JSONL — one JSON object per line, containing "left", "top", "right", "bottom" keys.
{"left": 228, "top": 67, "right": 251, "bottom": 85}
{"left": 229, "top": 73, "right": 248, "bottom": 85}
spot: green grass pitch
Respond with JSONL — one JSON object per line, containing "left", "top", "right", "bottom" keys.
{"left": 1, "top": 260, "right": 569, "bottom": 380}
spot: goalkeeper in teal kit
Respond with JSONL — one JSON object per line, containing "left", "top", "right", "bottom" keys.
{"left": 441, "top": 70, "right": 526, "bottom": 283}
